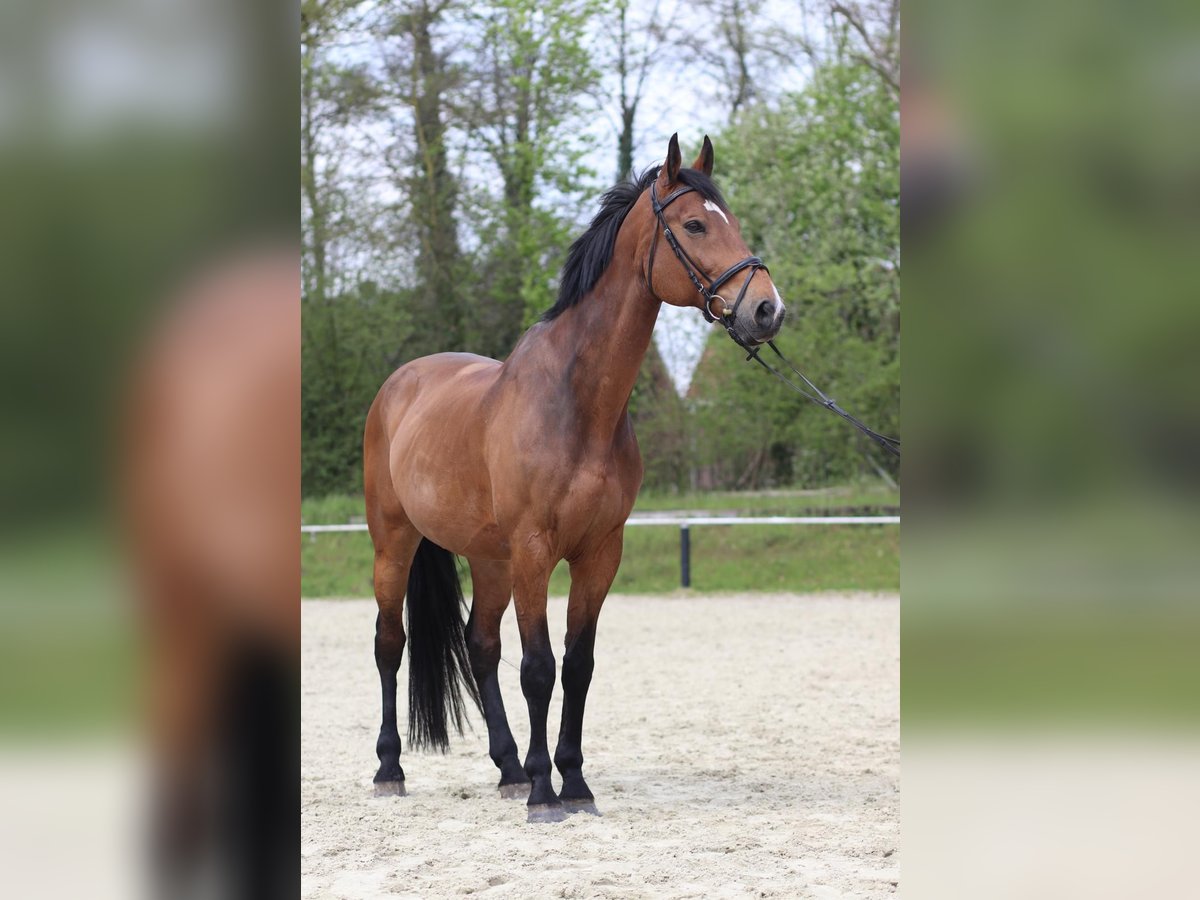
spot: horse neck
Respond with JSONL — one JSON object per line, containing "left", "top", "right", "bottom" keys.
{"left": 544, "top": 251, "right": 661, "bottom": 441}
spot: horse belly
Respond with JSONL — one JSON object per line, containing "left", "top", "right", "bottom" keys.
{"left": 383, "top": 360, "right": 506, "bottom": 557}
{"left": 390, "top": 439, "right": 506, "bottom": 557}
{"left": 414, "top": 513, "right": 509, "bottom": 560}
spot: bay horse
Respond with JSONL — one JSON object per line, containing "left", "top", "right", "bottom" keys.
{"left": 363, "top": 134, "right": 785, "bottom": 821}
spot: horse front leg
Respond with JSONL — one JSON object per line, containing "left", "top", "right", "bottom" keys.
{"left": 510, "top": 542, "right": 562, "bottom": 822}
{"left": 465, "top": 558, "right": 530, "bottom": 797}
{"left": 554, "top": 528, "right": 622, "bottom": 812}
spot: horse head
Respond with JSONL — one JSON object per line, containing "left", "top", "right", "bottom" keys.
{"left": 644, "top": 133, "right": 786, "bottom": 347}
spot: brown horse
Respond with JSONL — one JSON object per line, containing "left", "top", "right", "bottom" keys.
{"left": 363, "top": 134, "right": 785, "bottom": 821}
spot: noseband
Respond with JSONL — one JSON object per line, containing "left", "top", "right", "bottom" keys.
{"left": 647, "top": 182, "right": 767, "bottom": 327}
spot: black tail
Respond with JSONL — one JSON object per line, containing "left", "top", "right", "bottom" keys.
{"left": 405, "top": 538, "right": 482, "bottom": 751}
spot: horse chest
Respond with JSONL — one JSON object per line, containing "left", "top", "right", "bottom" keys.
{"left": 560, "top": 462, "right": 633, "bottom": 530}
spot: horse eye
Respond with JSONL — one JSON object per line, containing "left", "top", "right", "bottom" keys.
{"left": 684, "top": 220, "right": 705, "bottom": 235}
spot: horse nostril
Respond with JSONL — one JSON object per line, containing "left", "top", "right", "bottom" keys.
{"left": 754, "top": 299, "right": 776, "bottom": 328}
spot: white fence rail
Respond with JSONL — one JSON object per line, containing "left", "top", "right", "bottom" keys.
{"left": 300, "top": 516, "right": 897, "bottom": 535}
{"left": 302, "top": 515, "right": 899, "bottom": 589}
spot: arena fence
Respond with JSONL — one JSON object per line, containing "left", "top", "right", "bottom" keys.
{"left": 302, "top": 515, "right": 899, "bottom": 590}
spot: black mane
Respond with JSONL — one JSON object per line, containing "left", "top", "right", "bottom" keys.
{"left": 541, "top": 165, "right": 728, "bottom": 321}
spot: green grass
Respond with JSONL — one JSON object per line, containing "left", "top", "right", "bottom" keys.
{"left": 301, "top": 483, "right": 899, "bottom": 597}
{"left": 301, "top": 493, "right": 370, "bottom": 524}
{"left": 629, "top": 484, "right": 899, "bottom": 514}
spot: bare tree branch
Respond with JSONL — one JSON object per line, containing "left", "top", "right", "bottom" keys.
{"left": 829, "top": 1, "right": 899, "bottom": 95}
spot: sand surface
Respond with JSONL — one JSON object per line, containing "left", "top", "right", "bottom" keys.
{"left": 302, "top": 593, "right": 899, "bottom": 898}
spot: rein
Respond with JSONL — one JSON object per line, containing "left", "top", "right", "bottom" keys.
{"left": 740, "top": 341, "right": 900, "bottom": 458}
{"left": 647, "top": 181, "right": 900, "bottom": 459}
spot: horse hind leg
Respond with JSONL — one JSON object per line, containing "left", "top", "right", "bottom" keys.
{"left": 466, "top": 558, "right": 530, "bottom": 798}
{"left": 371, "top": 526, "right": 421, "bottom": 796}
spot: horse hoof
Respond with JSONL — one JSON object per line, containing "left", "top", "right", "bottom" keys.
{"left": 373, "top": 780, "right": 407, "bottom": 797}
{"left": 561, "top": 799, "right": 601, "bottom": 817}
{"left": 498, "top": 781, "right": 531, "bottom": 800}
{"left": 526, "top": 803, "right": 568, "bottom": 824}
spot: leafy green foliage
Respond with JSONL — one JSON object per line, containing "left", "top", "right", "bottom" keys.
{"left": 302, "top": 281, "right": 414, "bottom": 495}
{"left": 693, "top": 60, "right": 899, "bottom": 486}
{"left": 466, "top": 0, "right": 603, "bottom": 344}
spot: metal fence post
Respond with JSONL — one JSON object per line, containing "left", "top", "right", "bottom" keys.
{"left": 680, "top": 523, "right": 690, "bottom": 589}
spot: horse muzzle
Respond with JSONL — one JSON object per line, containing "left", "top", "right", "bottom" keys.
{"left": 725, "top": 294, "right": 784, "bottom": 345}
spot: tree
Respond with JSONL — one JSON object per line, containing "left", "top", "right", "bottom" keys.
{"left": 302, "top": 1, "right": 415, "bottom": 494}
{"left": 677, "top": 0, "right": 793, "bottom": 119}
{"left": 378, "top": 0, "right": 469, "bottom": 348}
{"left": 302, "top": 0, "right": 370, "bottom": 303}
{"left": 691, "top": 58, "right": 899, "bottom": 486}
{"left": 302, "top": 281, "right": 416, "bottom": 495}
{"left": 828, "top": 1, "right": 899, "bottom": 97}
{"left": 461, "top": 0, "right": 602, "bottom": 356}
{"left": 608, "top": 0, "right": 678, "bottom": 180}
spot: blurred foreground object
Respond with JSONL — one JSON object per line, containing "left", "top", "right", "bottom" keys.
{"left": 903, "top": 0, "right": 1200, "bottom": 896}
{"left": 123, "top": 251, "right": 299, "bottom": 898}
{"left": 0, "top": 0, "right": 297, "bottom": 897}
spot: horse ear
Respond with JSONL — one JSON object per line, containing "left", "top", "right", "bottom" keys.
{"left": 693, "top": 135, "right": 714, "bottom": 176}
{"left": 664, "top": 133, "right": 682, "bottom": 183}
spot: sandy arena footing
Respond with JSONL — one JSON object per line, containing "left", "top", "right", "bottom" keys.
{"left": 302, "top": 592, "right": 899, "bottom": 898}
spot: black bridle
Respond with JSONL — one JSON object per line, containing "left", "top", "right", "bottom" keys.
{"left": 648, "top": 181, "right": 766, "bottom": 325}
{"left": 646, "top": 180, "right": 900, "bottom": 459}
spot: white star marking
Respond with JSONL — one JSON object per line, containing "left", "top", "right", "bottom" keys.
{"left": 703, "top": 199, "right": 729, "bottom": 225}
